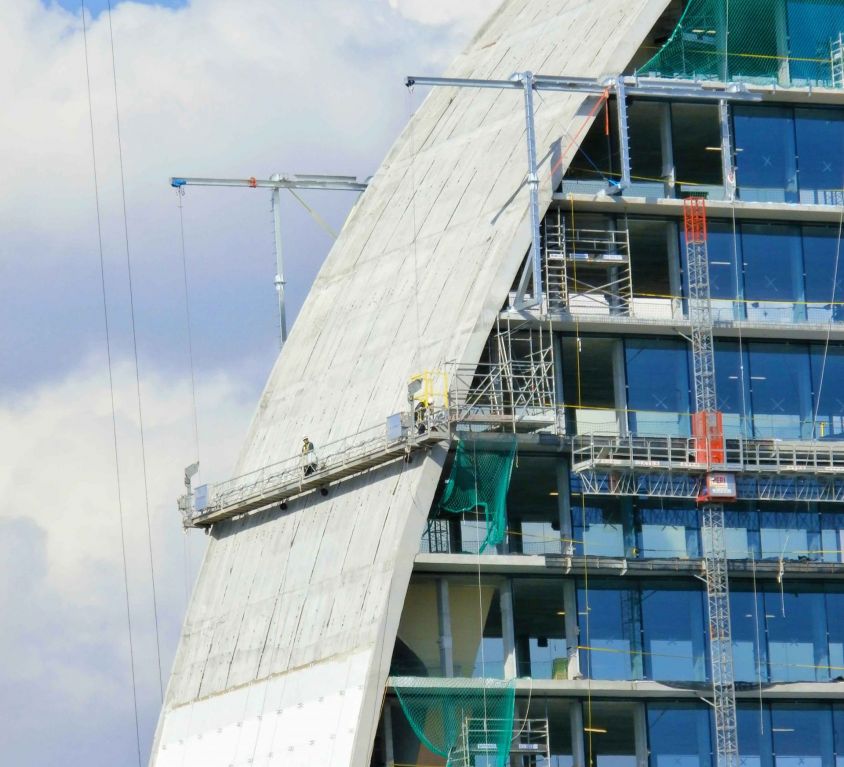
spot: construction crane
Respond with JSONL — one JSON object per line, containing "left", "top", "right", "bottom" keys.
{"left": 685, "top": 196, "right": 739, "bottom": 767}
{"left": 170, "top": 173, "right": 368, "bottom": 347}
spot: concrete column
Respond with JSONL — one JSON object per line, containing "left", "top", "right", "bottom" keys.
{"left": 562, "top": 578, "right": 582, "bottom": 679}
{"left": 554, "top": 333, "right": 566, "bottom": 435}
{"left": 500, "top": 578, "right": 518, "bottom": 679}
{"left": 719, "top": 99, "right": 737, "bottom": 202}
{"left": 658, "top": 102, "right": 675, "bottom": 197}
{"left": 570, "top": 699, "right": 587, "bottom": 767}
{"left": 666, "top": 223, "right": 682, "bottom": 318}
{"left": 557, "top": 458, "right": 573, "bottom": 555}
{"left": 383, "top": 701, "right": 395, "bottom": 767}
{"left": 436, "top": 578, "right": 454, "bottom": 677}
{"left": 612, "top": 339, "right": 628, "bottom": 437}
{"left": 634, "top": 702, "right": 649, "bottom": 767}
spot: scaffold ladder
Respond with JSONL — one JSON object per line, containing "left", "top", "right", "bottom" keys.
{"left": 832, "top": 33, "right": 844, "bottom": 88}
{"left": 684, "top": 197, "right": 739, "bottom": 767}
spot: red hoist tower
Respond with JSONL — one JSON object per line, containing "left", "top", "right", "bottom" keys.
{"left": 684, "top": 197, "right": 739, "bottom": 767}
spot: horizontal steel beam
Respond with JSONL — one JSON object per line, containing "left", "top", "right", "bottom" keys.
{"left": 405, "top": 74, "right": 762, "bottom": 102}
{"left": 169, "top": 174, "right": 368, "bottom": 192}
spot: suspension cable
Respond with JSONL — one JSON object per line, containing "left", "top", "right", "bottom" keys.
{"left": 105, "top": 0, "right": 164, "bottom": 699}
{"left": 81, "top": 3, "right": 142, "bottom": 763}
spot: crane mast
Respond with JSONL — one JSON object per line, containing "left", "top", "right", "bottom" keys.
{"left": 684, "top": 196, "right": 738, "bottom": 767}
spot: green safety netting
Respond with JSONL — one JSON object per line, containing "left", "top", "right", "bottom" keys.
{"left": 639, "top": 0, "right": 844, "bottom": 86}
{"left": 438, "top": 437, "right": 517, "bottom": 553}
{"left": 392, "top": 677, "right": 517, "bottom": 767}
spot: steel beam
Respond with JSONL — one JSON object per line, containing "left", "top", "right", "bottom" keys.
{"left": 170, "top": 174, "right": 368, "bottom": 192}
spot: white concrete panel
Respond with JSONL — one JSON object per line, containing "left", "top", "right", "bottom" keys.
{"left": 156, "top": 650, "right": 369, "bottom": 767}
{"left": 151, "top": 1, "right": 673, "bottom": 765}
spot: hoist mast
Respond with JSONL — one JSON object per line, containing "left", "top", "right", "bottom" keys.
{"left": 684, "top": 196, "right": 739, "bottom": 767}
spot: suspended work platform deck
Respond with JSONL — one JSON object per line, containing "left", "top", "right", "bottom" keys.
{"left": 180, "top": 419, "right": 449, "bottom": 528}
{"left": 571, "top": 434, "right": 844, "bottom": 475}
{"left": 571, "top": 434, "right": 844, "bottom": 501}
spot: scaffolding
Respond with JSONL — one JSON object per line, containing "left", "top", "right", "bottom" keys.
{"left": 542, "top": 208, "right": 633, "bottom": 316}
{"left": 833, "top": 32, "right": 844, "bottom": 88}
{"left": 449, "top": 717, "right": 551, "bottom": 767}
{"left": 448, "top": 321, "right": 557, "bottom": 432}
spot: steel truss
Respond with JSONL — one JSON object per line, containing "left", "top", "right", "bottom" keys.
{"left": 572, "top": 469, "right": 844, "bottom": 502}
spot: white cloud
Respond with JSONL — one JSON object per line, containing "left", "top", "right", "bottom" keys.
{"left": 0, "top": 0, "right": 489, "bottom": 391}
{"left": 0, "top": 356, "right": 255, "bottom": 763}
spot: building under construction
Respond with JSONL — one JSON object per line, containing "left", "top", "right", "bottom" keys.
{"left": 151, "top": 1, "right": 844, "bottom": 765}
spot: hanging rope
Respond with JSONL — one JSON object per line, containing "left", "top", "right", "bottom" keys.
{"left": 176, "top": 188, "right": 201, "bottom": 605}
{"left": 81, "top": 3, "right": 142, "bottom": 764}
{"left": 104, "top": 0, "right": 164, "bottom": 699}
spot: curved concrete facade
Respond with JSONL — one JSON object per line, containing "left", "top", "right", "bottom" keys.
{"left": 150, "top": 1, "right": 670, "bottom": 765}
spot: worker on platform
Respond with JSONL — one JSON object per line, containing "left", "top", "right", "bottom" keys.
{"left": 414, "top": 398, "right": 429, "bottom": 435}
{"left": 302, "top": 436, "right": 317, "bottom": 477}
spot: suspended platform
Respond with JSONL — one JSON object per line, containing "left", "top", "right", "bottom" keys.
{"left": 571, "top": 434, "right": 844, "bottom": 501}
{"left": 180, "top": 419, "right": 449, "bottom": 528}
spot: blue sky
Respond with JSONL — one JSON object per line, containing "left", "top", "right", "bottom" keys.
{"left": 1, "top": 0, "right": 497, "bottom": 764}
{"left": 49, "top": 0, "right": 185, "bottom": 14}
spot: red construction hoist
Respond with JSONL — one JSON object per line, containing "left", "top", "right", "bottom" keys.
{"left": 684, "top": 196, "right": 739, "bottom": 767}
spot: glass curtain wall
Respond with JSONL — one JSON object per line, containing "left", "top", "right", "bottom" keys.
{"left": 734, "top": 105, "right": 844, "bottom": 203}
{"left": 578, "top": 579, "right": 844, "bottom": 683}
{"left": 624, "top": 339, "right": 691, "bottom": 436}
{"left": 645, "top": 703, "right": 844, "bottom": 767}
{"left": 606, "top": 339, "right": 844, "bottom": 440}
{"left": 647, "top": 704, "right": 712, "bottom": 767}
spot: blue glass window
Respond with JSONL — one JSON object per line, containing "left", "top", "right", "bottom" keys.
{"left": 759, "top": 505, "right": 819, "bottom": 560}
{"left": 771, "top": 705, "right": 834, "bottom": 767}
{"left": 811, "top": 346, "right": 844, "bottom": 439}
{"left": 795, "top": 108, "right": 844, "bottom": 203}
{"left": 748, "top": 343, "right": 813, "bottom": 438}
{"left": 636, "top": 501, "right": 700, "bottom": 559}
{"left": 578, "top": 584, "right": 641, "bottom": 680}
{"left": 705, "top": 223, "right": 743, "bottom": 317}
{"left": 826, "top": 589, "right": 844, "bottom": 677}
{"left": 765, "top": 587, "right": 829, "bottom": 682}
{"left": 641, "top": 585, "right": 707, "bottom": 681}
{"left": 835, "top": 705, "right": 844, "bottom": 767}
{"left": 742, "top": 224, "right": 804, "bottom": 321}
{"left": 721, "top": 508, "right": 759, "bottom": 559}
{"left": 730, "top": 590, "right": 767, "bottom": 683}
{"left": 625, "top": 339, "right": 691, "bottom": 436}
{"left": 647, "top": 704, "right": 712, "bottom": 767}
{"left": 821, "top": 510, "right": 844, "bottom": 563}
{"left": 573, "top": 499, "right": 629, "bottom": 557}
{"left": 715, "top": 342, "right": 751, "bottom": 438}
{"left": 803, "top": 225, "right": 844, "bottom": 322}
{"left": 737, "top": 706, "right": 772, "bottom": 767}
{"left": 734, "top": 106, "right": 798, "bottom": 203}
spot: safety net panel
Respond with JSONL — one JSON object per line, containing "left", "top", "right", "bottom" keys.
{"left": 639, "top": 0, "right": 844, "bottom": 87}
{"left": 392, "top": 676, "right": 517, "bottom": 767}
{"left": 438, "top": 436, "right": 517, "bottom": 552}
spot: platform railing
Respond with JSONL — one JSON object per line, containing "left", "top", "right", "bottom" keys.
{"left": 571, "top": 432, "right": 844, "bottom": 474}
